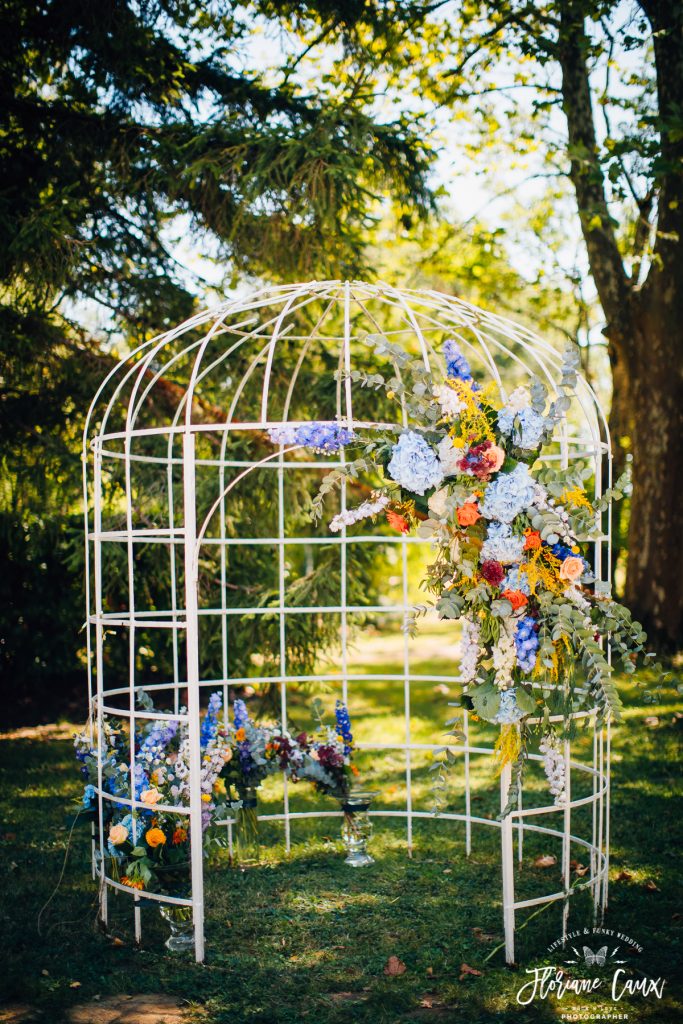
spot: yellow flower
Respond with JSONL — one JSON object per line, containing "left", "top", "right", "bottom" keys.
{"left": 201, "top": 793, "right": 211, "bottom": 803}
{"left": 108, "top": 823, "right": 128, "bottom": 846}
{"left": 213, "top": 778, "right": 226, "bottom": 796}
{"left": 145, "top": 826, "right": 166, "bottom": 848}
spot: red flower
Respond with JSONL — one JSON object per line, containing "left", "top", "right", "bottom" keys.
{"left": 480, "top": 560, "right": 505, "bottom": 586}
{"left": 387, "top": 510, "right": 410, "bottom": 533}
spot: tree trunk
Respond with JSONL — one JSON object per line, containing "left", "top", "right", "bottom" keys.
{"left": 623, "top": 292, "right": 683, "bottom": 650}
{"left": 558, "top": 0, "right": 683, "bottom": 650}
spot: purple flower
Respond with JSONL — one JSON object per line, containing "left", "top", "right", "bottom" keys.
{"left": 444, "top": 339, "right": 475, "bottom": 383}
{"left": 268, "top": 422, "right": 355, "bottom": 452}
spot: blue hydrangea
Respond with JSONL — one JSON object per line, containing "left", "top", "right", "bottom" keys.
{"left": 120, "top": 813, "right": 145, "bottom": 844}
{"left": 443, "top": 339, "right": 475, "bottom": 384}
{"left": 495, "top": 689, "right": 524, "bottom": 724}
{"left": 514, "top": 616, "right": 539, "bottom": 674}
{"left": 335, "top": 700, "right": 353, "bottom": 756}
{"left": 82, "top": 783, "right": 96, "bottom": 808}
{"left": 481, "top": 463, "right": 537, "bottom": 523}
{"left": 387, "top": 431, "right": 444, "bottom": 495}
{"left": 503, "top": 567, "right": 531, "bottom": 595}
{"left": 498, "top": 404, "right": 546, "bottom": 451}
{"left": 480, "top": 523, "right": 524, "bottom": 565}
{"left": 268, "top": 422, "right": 355, "bottom": 452}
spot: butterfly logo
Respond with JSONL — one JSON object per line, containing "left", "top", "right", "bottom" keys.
{"left": 583, "top": 946, "right": 608, "bottom": 967}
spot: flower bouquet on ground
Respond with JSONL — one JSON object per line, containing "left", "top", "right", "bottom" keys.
{"left": 75, "top": 690, "right": 233, "bottom": 949}
{"left": 284, "top": 336, "right": 663, "bottom": 813}
{"left": 219, "top": 698, "right": 284, "bottom": 866}
{"left": 293, "top": 700, "right": 377, "bottom": 867}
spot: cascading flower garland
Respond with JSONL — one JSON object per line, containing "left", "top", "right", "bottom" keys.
{"left": 293, "top": 334, "right": 660, "bottom": 811}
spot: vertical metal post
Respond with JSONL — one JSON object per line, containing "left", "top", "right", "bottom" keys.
{"left": 500, "top": 760, "right": 515, "bottom": 964}
{"left": 183, "top": 431, "right": 205, "bottom": 963}
{"left": 93, "top": 447, "right": 108, "bottom": 928}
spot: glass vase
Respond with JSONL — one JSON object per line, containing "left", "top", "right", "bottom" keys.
{"left": 339, "top": 790, "right": 378, "bottom": 867}
{"left": 234, "top": 787, "right": 260, "bottom": 867}
{"left": 160, "top": 903, "right": 194, "bottom": 953}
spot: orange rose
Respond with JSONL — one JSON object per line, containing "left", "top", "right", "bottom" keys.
{"left": 140, "top": 787, "right": 161, "bottom": 807}
{"left": 501, "top": 589, "right": 528, "bottom": 611}
{"left": 456, "top": 502, "right": 481, "bottom": 527}
{"left": 523, "top": 530, "right": 542, "bottom": 551}
{"left": 482, "top": 444, "right": 505, "bottom": 474}
{"left": 172, "top": 827, "right": 188, "bottom": 846}
{"left": 559, "top": 556, "right": 584, "bottom": 583}
{"left": 386, "top": 510, "right": 410, "bottom": 533}
{"left": 145, "top": 826, "right": 166, "bottom": 848}
{"left": 235, "top": 727, "right": 246, "bottom": 742}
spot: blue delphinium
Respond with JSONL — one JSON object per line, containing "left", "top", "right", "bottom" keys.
{"left": 268, "top": 422, "right": 355, "bottom": 453}
{"left": 443, "top": 339, "right": 475, "bottom": 384}
{"left": 120, "top": 812, "right": 144, "bottom": 845}
{"left": 480, "top": 523, "right": 525, "bottom": 565}
{"left": 335, "top": 700, "right": 353, "bottom": 756}
{"left": 200, "top": 691, "right": 222, "bottom": 749}
{"left": 514, "top": 617, "right": 539, "bottom": 673}
{"left": 480, "top": 463, "right": 537, "bottom": 523}
{"left": 387, "top": 430, "right": 444, "bottom": 495}
{"left": 82, "top": 783, "right": 96, "bottom": 809}
{"left": 233, "top": 698, "right": 249, "bottom": 731}
{"left": 495, "top": 689, "right": 524, "bottom": 724}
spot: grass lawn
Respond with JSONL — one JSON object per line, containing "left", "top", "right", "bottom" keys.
{"left": 1, "top": 621, "right": 681, "bottom": 1023}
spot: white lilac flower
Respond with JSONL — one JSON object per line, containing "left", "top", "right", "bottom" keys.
{"left": 329, "top": 495, "right": 389, "bottom": 532}
{"left": 434, "top": 383, "right": 465, "bottom": 419}
{"left": 540, "top": 734, "right": 566, "bottom": 804}
{"left": 480, "top": 463, "right": 537, "bottom": 523}
{"left": 387, "top": 431, "right": 444, "bottom": 495}
{"left": 503, "top": 567, "right": 531, "bottom": 595}
{"left": 480, "top": 523, "right": 524, "bottom": 565}
{"left": 492, "top": 620, "right": 517, "bottom": 690}
{"left": 459, "top": 617, "right": 482, "bottom": 683}
{"left": 495, "top": 689, "right": 524, "bottom": 724}
{"left": 437, "top": 434, "right": 465, "bottom": 477}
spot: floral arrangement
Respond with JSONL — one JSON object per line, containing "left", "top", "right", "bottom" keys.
{"left": 75, "top": 691, "right": 238, "bottom": 892}
{"left": 284, "top": 700, "right": 360, "bottom": 800}
{"left": 279, "top": 335, "right": 659, "bottom": 811}
{"left": 75, "top": 695, "right": 361, "bottom": 884}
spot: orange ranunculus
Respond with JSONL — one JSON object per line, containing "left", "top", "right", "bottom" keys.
{"left": 559, "top": 556, "right": 584, "bottom": 583}
{"left": 501, "top": 589, "right": 528, "bottom": 611}
{"left": 121, "top": 876, "right": 145, "bottom": 890}
{"left": 523, "top": 529, "right": 542, "bottom": 551}
{"left": 172, "top": 827, "right": 188, "bottom": 845}
{"left": 386, "top": 510, "right": 410, "bottom": 533}
{"left": 145, "top": 826, "right": 166, "bottom": 848}
{"left": 456, "top": 502, "right": 481, "bottom": 527}
{"left": 235, "top": 727, "right": 246, "bottom": 742}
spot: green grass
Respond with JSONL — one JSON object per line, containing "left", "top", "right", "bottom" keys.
{"left": 1, "top": 622, "right": 682, "bottom": 1023}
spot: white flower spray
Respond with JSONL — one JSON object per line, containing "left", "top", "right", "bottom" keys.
{"left": 492, "top": 618, "right": 517, "bottom": 690}
{"left": 329, "top": 494, "right": 389, "bottom": 532}
{"left": 540, "top": 734, "right": 566, "bottom": 804}
{"left": 460, "top": 617, "right": 482, "bottom": 683}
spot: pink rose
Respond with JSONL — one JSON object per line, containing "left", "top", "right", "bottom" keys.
{"left": 559, "top": 556, "right": 584, "bottom": 583}
{"left": 482, "top": 444, "right": 505, "bottom": 474}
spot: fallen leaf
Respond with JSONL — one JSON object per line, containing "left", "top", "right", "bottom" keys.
{"left": 459, "top": 963, "right": 483, "bottom": 981}
{"left": 442, "top": 869, "right": 452, "bottom": 874}
{"left": 573, "top": 863, "right": 590, "bottom": 877}
{"left": 70, "top": 981, "right": 81, "bottom": 989}
{"left": 615, "top": 870, "right": 633, "bottom": 882}
{"left": 384, "top": 956, "right": 407, "bottom": 976}
{"left": 41, "top": 970, "right": 49, "bottom": 977}
{"left": 533, "top": 854, "right": 557, "bottom": 868}
{"left": 644, "top": 880, "right": 660, "bottom": 892}
{"left": 426, "top": 967, "right": 434, "bottom": 976}
{"left": 111, "top": 937, "right": 125, "bottom": 947}
{"left": 472, "top": 927, "right": 498, "bottom": 943}
{"left": 420, "top": 995, "right": 444, "bottom": 1008}
{"left": 644, "top": 716, "right": 659, "bottom": 728}
{"left": 433, "top": 684, "right": 450, "bottom": 695}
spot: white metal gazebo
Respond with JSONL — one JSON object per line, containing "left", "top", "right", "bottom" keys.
{"left": 82, "top": 280, "right": 612, "bottom": 963}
